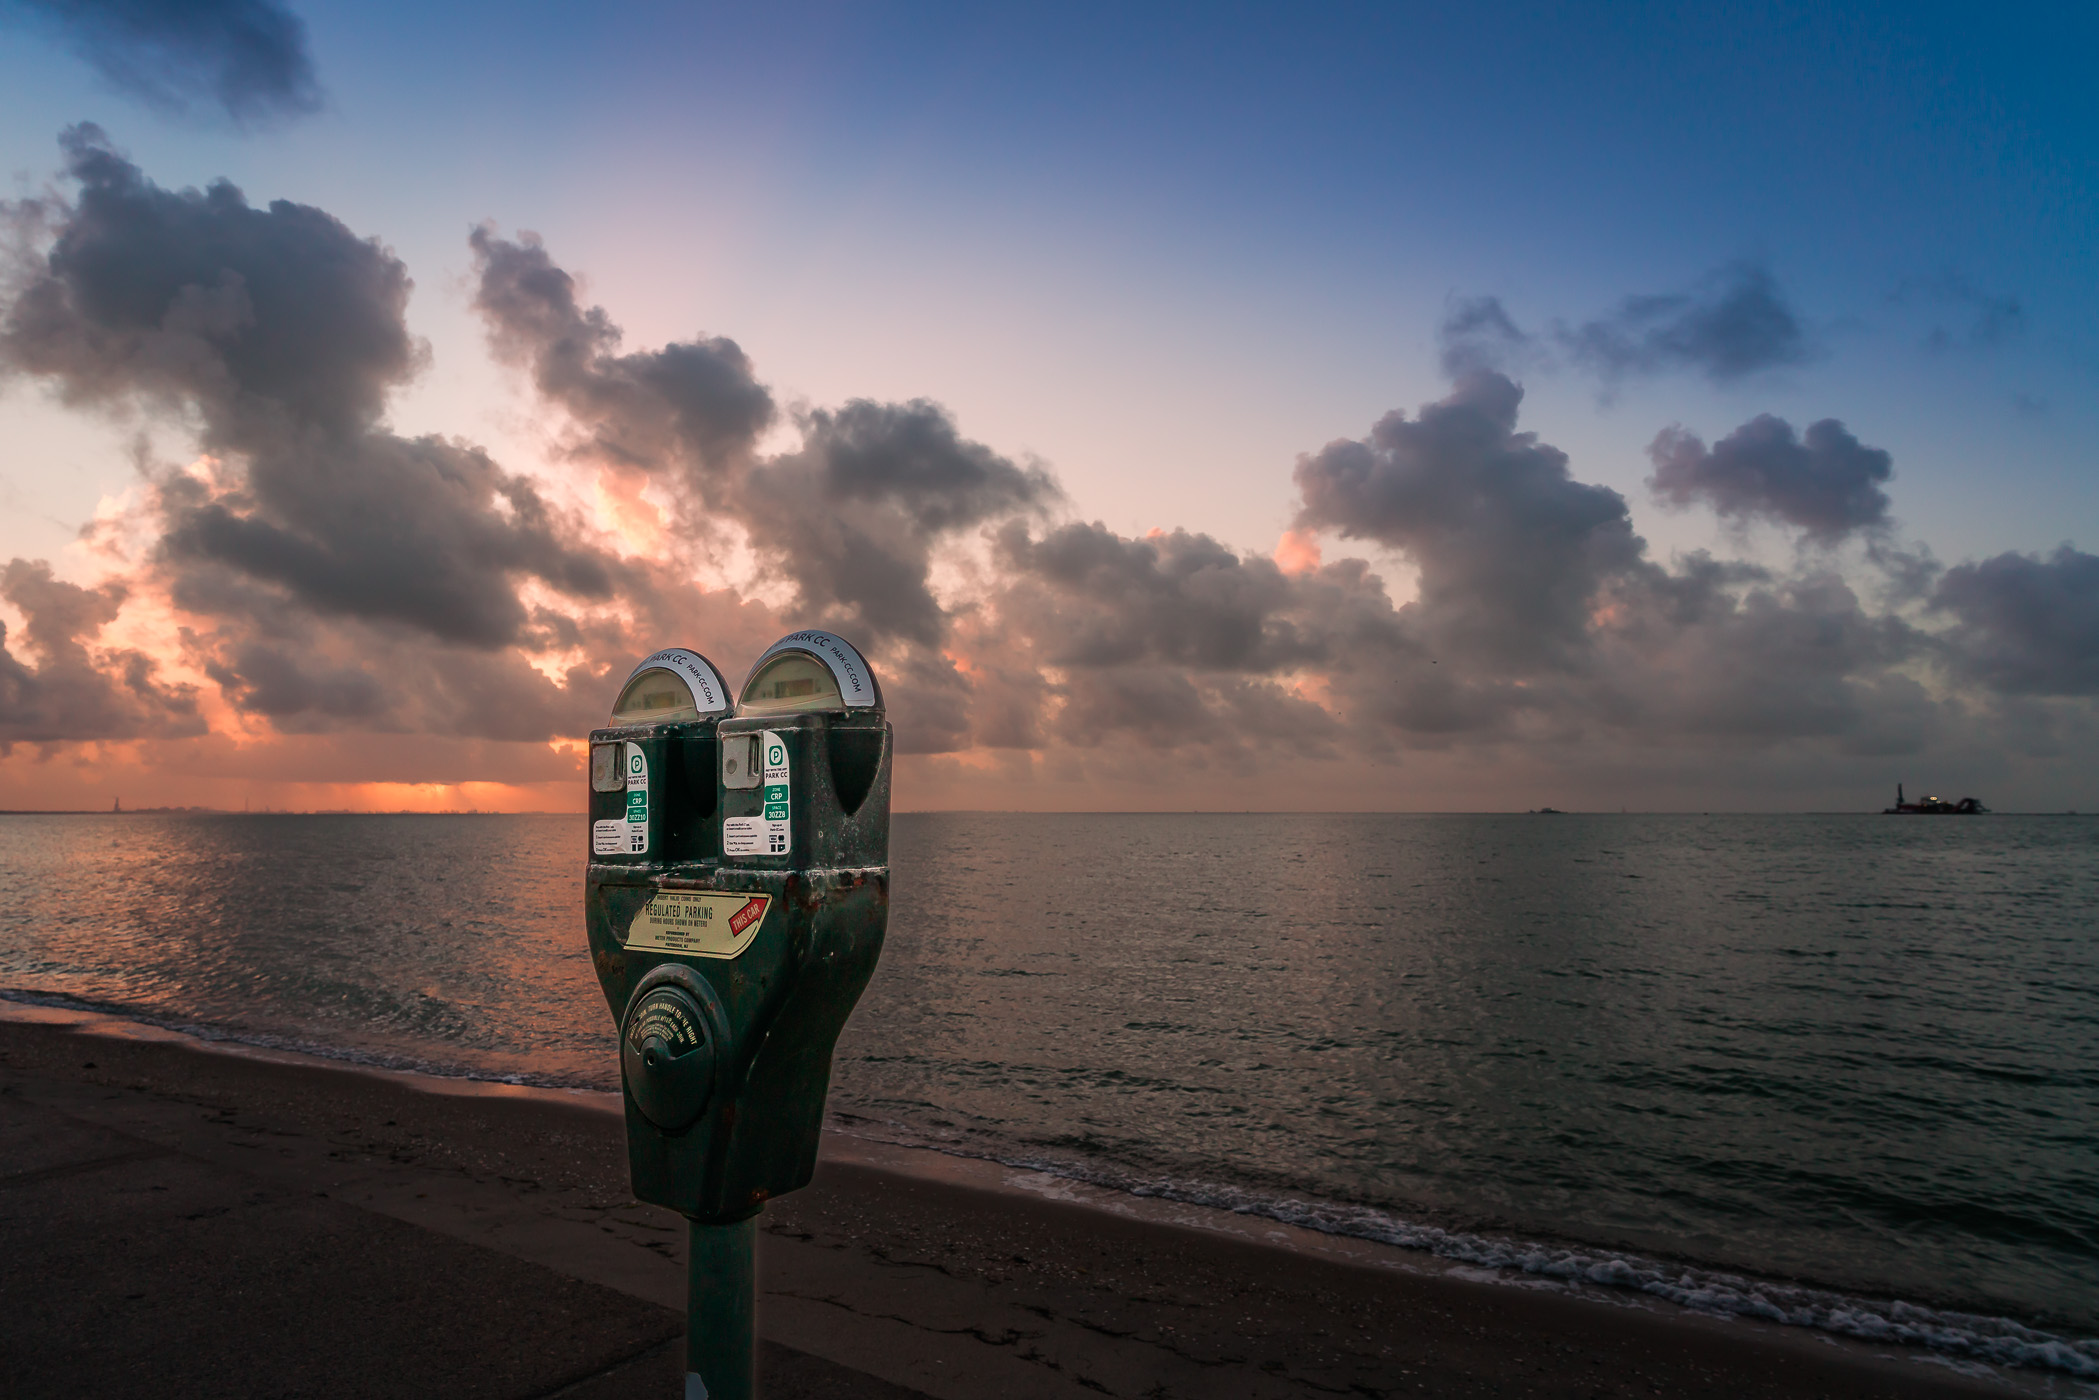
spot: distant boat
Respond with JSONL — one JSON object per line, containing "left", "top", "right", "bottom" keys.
{"left": 1529, "top": 807, "right": 1565, "bottom": 815}
{"left": 1882, "top": 783, "right": 1987, "bottom": 815}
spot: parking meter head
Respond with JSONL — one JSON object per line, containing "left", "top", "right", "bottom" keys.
{"left": 586, "top": 631, "right": 892, "bottom": 1223}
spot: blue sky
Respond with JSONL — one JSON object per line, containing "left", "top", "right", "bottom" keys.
{"left": 0, "top": 0, "right": 2093, "bottom": 809}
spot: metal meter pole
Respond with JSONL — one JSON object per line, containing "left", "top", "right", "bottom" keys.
{"left": 686, "top": 1215, "right": 756, "bottom": 1400}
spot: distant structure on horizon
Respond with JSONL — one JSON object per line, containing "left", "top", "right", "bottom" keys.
{"left": 1883, "top": 783, "right": 1988, "bottom": 815}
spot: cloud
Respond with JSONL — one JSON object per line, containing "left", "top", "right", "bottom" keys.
{"left": 3, "top": 128, "right": 620, "bottom": 653}
{"left": 977, "top": 378, "right": 1925, "bottom": 759}
{"left": 743, "top": 400, "right": 1057, "bottom": 646}
{"left": 1892, "top": 273, "right": 2025, "bottom": 352}
{"left": 470, "top": 228, "right": 774, "bottom": 486}
{"left": 0, "top": 130, "right": 674, "bottom": 754}
{"left": 1597, "top": 569, "right": 1925, "bottom": 749}
{"left": 1437, "top": 295, "right": 1536, "bottom": 377}
{"left": 200, "top": 638, "right": 386, "bottom": 724}
{"left": 1647, "top": 414, "right": 1894, "bottom": 541}
{"left": 471, "top": 230, "right": 1056, "bottom": 651}
{"left": 1558, "top": 264, "right": 1813, "bottom": 384}
{"left": 991, "top": 523, "right": 1405, "bottom": 704}
{"left": 978, "top": 520, "right": 1376, "bottom": 753}
{"left": 1933, "top": 546, "right": 2099, "bottom": 696}
{"left": 156, "top": 435, "right": 616, "bottom": 647}
{"left": 0, "top": 558, "right": 202, "bottom": 749}
{"left": 4, "top": 125, "right": 415, "bottom": 433}
{"left": 7, "top": 0, "right": 321, "bottom": 127}
{"left": 1293, "top": 371, "right": 1645, "bottom": 670}
{"left": 0, "top": 135, "right": 2091, "bottom": 808}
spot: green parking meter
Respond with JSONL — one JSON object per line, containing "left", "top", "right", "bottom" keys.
{"left": 584, "top": 631, "right": 891, "bottom": 1400}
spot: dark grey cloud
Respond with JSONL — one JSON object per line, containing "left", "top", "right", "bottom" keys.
{"left": 7, "top": 0, "right": 320, "bottom": 126}
{"left": 1864, "top": 540, "right": 1942, "bottom": 605}
{"left": 1437, "top": 295, "right": 1536, "bottom": 378}
{"left": 5, "top": 125, "right": 416, "bottom": 435}
{"left": 1559, "top": 264, "right": 1812, "bottom": 384}
{"left": 980, "top": 522, "right": 1395, "bottom": 754}
{"left": 472, "top": 232, "right": 1055, "bottom": 652}
{"left": 979, "top": 504, "right": 1935, "bottom": 763}
{"left": 1892, "top": 274, "right": 2024, "bottom": 352}
{"left": 1047, "top": 666, "right": 1338, "bottom": 754}
{"left": 201, "top": 639, "right": 386, "bottom": 724}
{"left": 1294, "top": 371, "right": 1645, "bottom": 670}
{"left": 471, "top": 228, "right": 774, "bottom": 486}
{"left": 198, "top": 633, "right": 596, "bottom": 741}
{"left": 156, "top": 434, "right": 615, "bottom": 647}
{"left": 2, "top": 129, "right": 619, "bottom": 653}
{"left": 162, "top": 544, "right": 778, "bottom": 742}
{"left": 790, "top": 399, "right": 1052, "bottom": 535}
{"left": 0, "top": 558, "right": 202, "bottom": 749}
{"left": 1933, "top": 546, "right": 2099, "bottom": 696}
{"left": 1647, "top": 414, "right": 1894, "bottom": 542}
{"left": 743, "top": 399, "right": 1056, "bottom": 647}
{"left": 1601, "top": 571, "right": 1925, "bottom": 748}
{"left": 994, "top": 522, "right": 1394, "bottom": 674}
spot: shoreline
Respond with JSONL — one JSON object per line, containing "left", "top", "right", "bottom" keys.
{"left": 2, "top": 996, "right": 2088, "bottom": 1398}
{"left": 5, "top": 989, "right": 2091, "bottom": 1373}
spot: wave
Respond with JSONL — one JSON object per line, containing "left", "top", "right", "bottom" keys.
{"left": 826, "top": 1112, "right": 2099, "bottom": 1381}
{"left": 13, "top": 986, "right": 2093, "bottom": 1381}
{"left": 0, "top": 987, "right": 614, "bottom": 1094}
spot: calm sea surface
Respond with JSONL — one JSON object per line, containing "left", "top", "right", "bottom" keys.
{"left": 2, "top": 812, "right": 2094, "bottom": 1365}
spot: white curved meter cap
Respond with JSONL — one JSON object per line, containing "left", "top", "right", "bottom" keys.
{"left": 609, "top": 648, "right": 733, "bottom": 725}
{"left": 739, "top": 630, "right": 882, "bottom": 715}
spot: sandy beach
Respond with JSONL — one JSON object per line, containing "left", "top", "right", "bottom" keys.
{"left": 0, "top": 1003, "right": 2069, "bottom": 1399}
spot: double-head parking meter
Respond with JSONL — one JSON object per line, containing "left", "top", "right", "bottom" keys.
{"left": 584, "top": 632, "right": 891, "bottom": 1399}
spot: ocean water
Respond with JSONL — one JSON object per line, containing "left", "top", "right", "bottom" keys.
{"left": 2, "top": 811, "right": 2094, "bottom": 1375}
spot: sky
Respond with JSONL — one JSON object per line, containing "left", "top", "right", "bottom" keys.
{"left": 0, "top": 0, "right": 2093, "bottom": 812}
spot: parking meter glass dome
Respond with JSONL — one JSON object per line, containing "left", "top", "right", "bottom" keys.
{"left": 739, "top": 653, "right": 844, "bottom": 715}
{"left": 611, "top": 667, "right": 700, "bottom": 725}
{"left": 739, "top": 631, "right": 881, "bottom": 715}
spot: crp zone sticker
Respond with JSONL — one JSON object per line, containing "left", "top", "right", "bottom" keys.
{"left": 592, "top": 742, "right": 649, "bottom": 856}
{"left": 625, "top": 890, "right": 772, "bottom": 958}
{"left": 722, "top": 730, "right": 789, "bottom": 858}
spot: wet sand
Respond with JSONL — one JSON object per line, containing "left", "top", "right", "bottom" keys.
{"left": 0, "top": 1006, "right": 2066, "bottom": 1399}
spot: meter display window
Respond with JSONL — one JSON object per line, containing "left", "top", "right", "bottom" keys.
{"left": 590, "top": 743, "right": 624, "bottom": 792}
{"left": 611, "top": 667, "right": 701, "bottom": 725}
{"left": 739, "top": 653, "right": 843, "bottom": 715}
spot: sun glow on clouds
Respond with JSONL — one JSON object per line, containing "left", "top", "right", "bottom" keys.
{"left": 592, "top": 468, "right": 670, "bottom": 559}
{"left": 1273, "top": 529, "right": 1321, "bottom": 575}
{"left": 1, "top": 132, "right": 2095, "bottom": 813}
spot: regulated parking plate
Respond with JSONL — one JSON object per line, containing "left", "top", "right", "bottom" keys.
{"left": 624, "top": 890, "right": 771, "bottom": 958}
